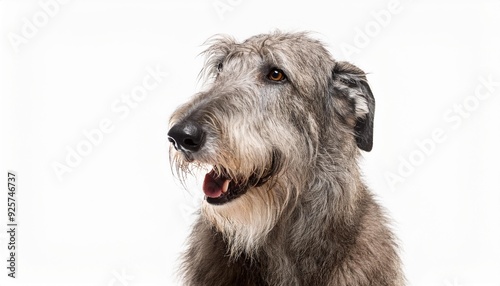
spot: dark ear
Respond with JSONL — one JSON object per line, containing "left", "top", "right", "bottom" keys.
{"left": 332, "top": 61, "right": 375, "bottom": 152}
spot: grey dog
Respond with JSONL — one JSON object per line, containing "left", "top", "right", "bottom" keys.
{"left": 167, "top": 31, "right": 404, "bottom": 286}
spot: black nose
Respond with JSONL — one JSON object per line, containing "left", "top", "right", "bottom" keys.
{"left": 168, "top": 121, "right": 205, "bottom": 152}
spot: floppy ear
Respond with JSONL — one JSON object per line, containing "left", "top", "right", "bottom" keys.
{"left": 332, "top": 61, "right": 375, "bottom": 152}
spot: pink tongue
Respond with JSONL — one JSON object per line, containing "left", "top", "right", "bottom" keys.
{"left": 202, "top": 171, "right": 227, "bottom": 198}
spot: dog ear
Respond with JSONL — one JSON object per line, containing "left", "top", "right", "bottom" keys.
{"left": 332, "top": 61, "right": 375, "bottom": 152}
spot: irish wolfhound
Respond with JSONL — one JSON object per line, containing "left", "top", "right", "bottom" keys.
{"left": 168, "top": 31, "right": 404, "bottom": 285}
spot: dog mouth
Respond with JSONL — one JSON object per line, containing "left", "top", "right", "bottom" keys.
{"left": 202, "top": 164, "right": 277, "bottom": 205}
{"left": 202, "top": 167, "right": 252, "bottom": 205}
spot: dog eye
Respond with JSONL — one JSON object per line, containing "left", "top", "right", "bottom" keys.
{"left": 217, "top": 63, "right": 223, "bottom": 73}
{"left": 267, "top": 68, "right": 286, "bottom": 82}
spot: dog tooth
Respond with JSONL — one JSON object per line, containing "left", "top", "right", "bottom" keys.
{"left": 222, "top": 180, "right": 230, "bottom": 193}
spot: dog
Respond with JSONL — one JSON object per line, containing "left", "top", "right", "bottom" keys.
{"left": 168, "top": 31, "right": 404, "bottom": 286}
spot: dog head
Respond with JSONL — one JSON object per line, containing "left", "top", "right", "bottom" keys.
{"left": 168, "top": 32, "right": 375, "bottom": 254}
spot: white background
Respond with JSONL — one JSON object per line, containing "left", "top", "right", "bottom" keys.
{"left": 1, "top": 0, "right": 499, "bottom": 285}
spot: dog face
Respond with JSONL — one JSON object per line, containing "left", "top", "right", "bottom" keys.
{"left": 168, "top": 32, "right": 374, "bottom": 254}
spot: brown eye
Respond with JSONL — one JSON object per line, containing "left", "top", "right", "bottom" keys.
{"left": 267, "top": 68, "right": 286, "bottom": 82}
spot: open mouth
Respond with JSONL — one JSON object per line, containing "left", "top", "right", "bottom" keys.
{"left": 198, "top": 150, "right": 282, "bottom": 205}
{"left": 202, "top": 168, "right": 251, "bottom": 205}
{"left": 202, "top": 165, "right": 276, "bottom": 205}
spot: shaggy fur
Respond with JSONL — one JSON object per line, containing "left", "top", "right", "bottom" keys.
{"left": 168, "top": 31, "right": 404, "bottom": 286}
